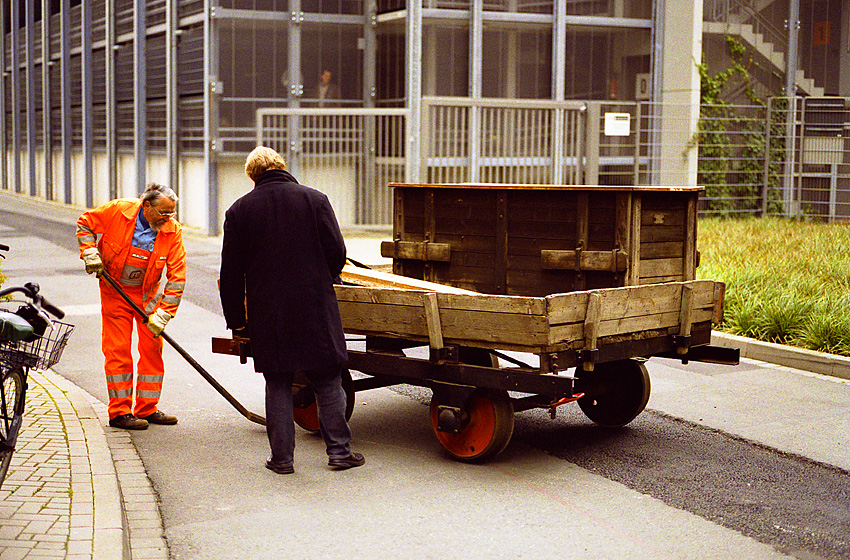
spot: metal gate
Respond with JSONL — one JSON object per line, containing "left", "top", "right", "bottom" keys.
{"left": 256, "top": 108, "right": 410, "bottom": 227}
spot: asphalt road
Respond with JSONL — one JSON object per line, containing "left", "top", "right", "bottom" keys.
{"left": 1, "top": 204, "right": 848, "bottom": 560}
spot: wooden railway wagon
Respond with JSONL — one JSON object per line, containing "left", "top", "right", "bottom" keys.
{"left": 213, "top": 183, "right": 739, "bottom": 462}
{"left": 380, "top": 183, "right": 702, "bottom": 295}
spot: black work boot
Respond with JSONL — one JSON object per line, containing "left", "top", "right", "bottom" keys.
{"left": 109, "top": 414, "right": 149, "bottom": 430}
{"left": 139, "top": 411, "right": 178, "bottom": 425}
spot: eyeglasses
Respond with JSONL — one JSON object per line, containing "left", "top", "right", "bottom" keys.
{"left": 149, "top": 204, "right": 176, "bottom": 219}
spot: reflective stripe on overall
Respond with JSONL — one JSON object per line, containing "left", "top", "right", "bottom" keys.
{"left": 100, "top": 271, "right": 165, "bottom": 420}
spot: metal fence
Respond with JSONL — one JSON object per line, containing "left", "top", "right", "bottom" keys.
{"left": 256, "top": 108, "right": 409, "bottom": 227}
{"left": 420, "top": 97, "right": 586, "bottom": 184}
{"left": 257, "top": 96, "right": 850, "bottom": 227}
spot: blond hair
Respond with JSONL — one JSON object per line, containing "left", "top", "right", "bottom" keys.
{"left": 245, "top": 146, "right": 287, "bottom": 181}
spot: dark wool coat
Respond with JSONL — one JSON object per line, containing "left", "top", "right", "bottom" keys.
{"left": 219, "top": 169, "right": 348, "bottom": 375}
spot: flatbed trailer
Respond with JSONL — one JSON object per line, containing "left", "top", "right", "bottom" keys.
{"left": 213, "top": 183, "right": 739, "bottom": 461}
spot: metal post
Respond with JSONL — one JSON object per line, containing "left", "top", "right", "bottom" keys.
{"left": 287, "top": 0, "right": 302, "bottom": 178}
{"left": 134, "top": 0, "right": 147, "bottom": 195}
{"left": 26, "top": 0, "right": 37, "bottom": 196}
{"left": 12, "top": 0, "right": 22, "bottom": 194}
{"left": 762, "top": 99, "right": 773, "bottom": 215}
{"left": 633, "top": 102, "right": 642, "bottom": 185}
{"left": 363, "top": 0, "right": 378, "bottom": 224}
{"left": 552, "top": 0, "right": 565, "bottom": 102}
{"left": 405, "top": 0, "right": 422, "bottom": 183}
{"left": 106, "top": 0, "right": 117, "bottom": 200}
{"left": 41, "top": 0, "right": 52, "bottom": 200}
{"left": 468, "top": 0, "right": 482, "bottom": 182}
{"left": 551, "top": 1, "right": 566, "bottom": 184}
{"left": 648, "top": 0, "right": 664, "bottom": 185}
{"left": 60, "top": 0, "right": 72, "bottom": 203}
{"left": 783, "top": 0, "right": 800, "bottom": 217}
{"left": 82, "top": 0, "right": 93, "bottom": 207}
{"left": 0, "top": 3, "right": 6, "bottom": 192}
{"left": 204, "top": 0, "right": 221, "bottom": 235}
{"left": 166, "top": 0, "right": 179, "bottom": 202}
{"left": 584, "top": 101, "right": 600, "bottom": 185}
{"left": 785, "top": 0, "right": 800, "bottom": 97}
{"left": 364, "top": 0, "right": 377, "bottom": 109}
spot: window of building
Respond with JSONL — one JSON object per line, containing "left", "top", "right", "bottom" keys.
{"left": 482, "top": 24, "right": 552, "bottom": 99}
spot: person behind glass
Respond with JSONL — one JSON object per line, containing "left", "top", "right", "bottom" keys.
{"left": 316, "top": 69, "right": 340, "bottom": 108}
{"left": 76, "top": 183, "right": 185, "bottom": 430}
{"left": 219, "top": 146, "right": 364, "bottom": 474}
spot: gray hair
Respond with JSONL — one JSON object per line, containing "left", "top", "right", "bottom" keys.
{"left": 140, "top": 182, "right": 178, "bottom": 205}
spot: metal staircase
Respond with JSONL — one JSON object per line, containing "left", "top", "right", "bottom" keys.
{"left": 703, "top": 0, "right": 824, "bottom": 97}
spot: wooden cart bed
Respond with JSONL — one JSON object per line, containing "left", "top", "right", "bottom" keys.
{"left": 337, "top": 265, "right": 724, "bottom": 362}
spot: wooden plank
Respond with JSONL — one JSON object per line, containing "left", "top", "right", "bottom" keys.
{"left": 336, "top": 285, "right": 546, "bottom": 315}
{"left": 628, "top": 194, "right": 641, "bottom": 285}
{"left": 546, "top": 281, "right": 718, "bottom": 325}
{"left": 389, "top": 183, "right": 705, "bottom": 193}
{"left": 495, "top": 191, "right": 508, "bottom": 294}
{"left": 639, "top": 241, "right": 685, "bottom": 259}
{"left": 548, "top": 307, "right": 715, "bottom": 345}
{"left": 575, "top": 192, "right": 589, "bottom": 291}
{"left": 640, "top": 225, "right": 686, "bottom": 243}
{"left": 683, "top": 194, "right": 697, "bottom": 280}
{"left": 540, "top": 249, "right": 627, "bottom": 272}
{"left": 583, "top": 291, "right": 602, "bottom": 371}
{"left": 679, "top": 283, "right": 694, "bottom": 338}
{"left": 424, "top": 188, "right": 437, "bottom": 283}
{"left": 640, "top": 207, "right": 686, "bottom": 227}
{"left": 337, "top": 300, "right": 550, "bottom": 348}
{"left": 392, "top": 187, "right": 405, "bottom": 276}
{"left": 337, "top": 280, "right": 722, "bottom": 353}
{"left": 338, "top": 266, "right": 476, "bottom": 294}
{"left": 639, "top": 258, "right": 684, "bottom": 279}
{"left": 437, "top": 291, "right": 547, "bottom": 315}
{"left": 337, "top": 301, "right": 427, "bottom": 340}
{"left": 615, "top": 192, "right": 631, "bottom": 286}
{"left": 380, "top": 240, "right": 452, "bottom": 262}
{"left": 638, "top": 274, "right": 685, "bottom": 285}
{"left": 423, "top": 292, "right": 444, "bottom": 349}
{"left": 712, "top": 281, "right": 726, "bottom": 324}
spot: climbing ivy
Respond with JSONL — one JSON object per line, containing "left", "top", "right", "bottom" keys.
{"left": 694, "top": 36, "right": 785, "bottom": 215}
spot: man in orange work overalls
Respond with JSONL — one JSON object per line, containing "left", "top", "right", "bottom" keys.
{"left": 77, "top": 183, "right": 186, "bottom": 430}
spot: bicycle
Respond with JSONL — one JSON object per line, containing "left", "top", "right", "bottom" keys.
{"left": 0, "top": 243, "right": 75, "bottom": 490}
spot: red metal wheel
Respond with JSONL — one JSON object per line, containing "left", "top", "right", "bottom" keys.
{"left": 292, "top": 370, "right": 355, "bottom": 432}
{"left": 429, "top": 389, "right": 514, "bottom": 462}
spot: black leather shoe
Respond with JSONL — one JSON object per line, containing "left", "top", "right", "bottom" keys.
{"left": 140, "top": 411, "right": 178, "bottom": 425}
{"left": 328, "top": 452, "right": 365, "bottom": 470}
{"left": 265, "top": 458, "right": 295, "bottom": 475}
{"left": 109, "top": 414, "right": 149, "bottom": 430}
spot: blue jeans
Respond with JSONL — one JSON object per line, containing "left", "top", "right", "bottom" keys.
{"left": 263, "top": 366, "right": 352, "bottom": 466}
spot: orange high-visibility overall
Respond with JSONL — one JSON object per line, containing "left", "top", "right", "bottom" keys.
{"left": 77, "top": 199, "right": 186, "bottom": 420}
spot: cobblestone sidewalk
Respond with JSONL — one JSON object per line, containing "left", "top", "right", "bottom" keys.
{"left": 0, "top": 370, "right": 166, "bottom": 560}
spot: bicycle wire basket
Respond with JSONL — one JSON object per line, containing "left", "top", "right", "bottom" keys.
{"left": 0, "top": 321, "right": 75, "bottom": 371}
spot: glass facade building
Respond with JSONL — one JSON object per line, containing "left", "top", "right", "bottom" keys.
{"left": 2, "top": 1, "right": 847, "bottom": 233}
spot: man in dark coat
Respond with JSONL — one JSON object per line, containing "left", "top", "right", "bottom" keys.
{"left": 219, "top": 146, "right": 364, "bottom": 474}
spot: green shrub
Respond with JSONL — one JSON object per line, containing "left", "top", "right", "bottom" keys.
{"left": 698, "top": 217, "right": 850, "bottom": 357}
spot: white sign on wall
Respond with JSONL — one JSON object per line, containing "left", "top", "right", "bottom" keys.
{"left": 604, "top": 112, "right": 631, "bottom": 136}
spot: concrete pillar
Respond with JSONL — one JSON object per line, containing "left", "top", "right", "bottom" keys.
{"left": 657, "top": 0, "right": 702, "bottom": 186}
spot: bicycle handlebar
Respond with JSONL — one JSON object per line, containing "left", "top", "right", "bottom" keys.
{"left": 0, "top": 283, "right": 65, "bottom": 320}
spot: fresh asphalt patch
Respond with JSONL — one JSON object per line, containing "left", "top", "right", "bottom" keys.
{"left": 513, "top": 406, "right": 849, "bottom": 560}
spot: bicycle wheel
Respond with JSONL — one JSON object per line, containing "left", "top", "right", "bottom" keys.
{"left": 0, "top": 365, "right": 27, "bottom": 490}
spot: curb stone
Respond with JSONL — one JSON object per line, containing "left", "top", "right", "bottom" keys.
{"left": 712, "top": 331, "right": 850, "bottom": 381}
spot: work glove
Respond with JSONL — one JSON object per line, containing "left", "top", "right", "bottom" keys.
{"left": 81, "top": 247, "right": 105, "bottom": 276}
{"left": 146, "top": 308, "right": 172, "bottom": 338}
